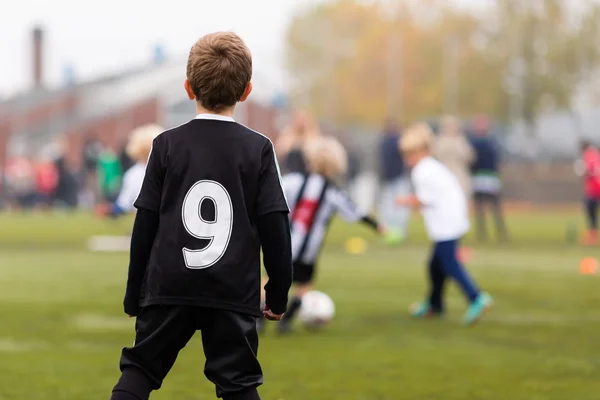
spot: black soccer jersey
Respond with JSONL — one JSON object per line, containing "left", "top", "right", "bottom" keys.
{"left": 134, "top": 114, "right": 289, "bottom": 317}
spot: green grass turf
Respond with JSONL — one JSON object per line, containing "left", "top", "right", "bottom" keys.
{"left": 0, "top": 211, "right": 599, "bottom": 399}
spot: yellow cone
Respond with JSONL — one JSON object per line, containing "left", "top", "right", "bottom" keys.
{"left": 345, "top": 237, "right": 367, "bottom": 255}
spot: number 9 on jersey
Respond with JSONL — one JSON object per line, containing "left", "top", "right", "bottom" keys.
{"left": 181, "top": 180, "right": 233, "bottom": 269}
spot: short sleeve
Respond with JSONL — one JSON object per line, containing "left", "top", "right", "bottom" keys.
{"left": 412, "top": 169, "right": 436, "bottom": 206}
{"left": 134, "top": 138, "right": 165, "bottom": 212}
{"left": 328, "top": 187, "right": 364, "bottom": 223}
{"left": 255, "top": 141, "right": 289, "bottom": 217}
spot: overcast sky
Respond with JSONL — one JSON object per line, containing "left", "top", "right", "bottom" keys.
{"left": 0, "top": 0, "right": 320, "bottom": 98}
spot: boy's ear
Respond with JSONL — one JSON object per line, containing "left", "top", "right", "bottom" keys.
{"left": 184, "top": 79, "right": 195, "bottom": 100}
{"left": 239, "top": 82, "right": 252, "bottom": 102}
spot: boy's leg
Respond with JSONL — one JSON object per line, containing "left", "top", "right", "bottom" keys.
{"left": 428, "top": 247, "right": 447, "bottom": 313}
{"left": 490, "top": 194, "right": 509, "bottom": 243}
{"left": 278, "top": 262, "right": 314, "bottom": 334}
{"left": 585, "top": 198, "right": 598, "bottom": 242}
{"left": 111, "top": 306, "right": 197, "bottom": 400}
{"left": 473, "top": 193, "right": 487, "bottom": 242}
{"left": 437, "top": 240, "right": 480, "bottom": 302}
{"left": 199, "top": 308, "right": 263, "bottom": 400}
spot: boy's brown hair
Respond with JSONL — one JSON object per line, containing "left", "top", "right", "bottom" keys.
{"left": 186, "top": 32, "right": 252, "bottom": 112}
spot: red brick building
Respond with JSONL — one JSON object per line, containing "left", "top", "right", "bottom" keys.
{"left": 0, "top": 28, "right": 282, "bottom": 172}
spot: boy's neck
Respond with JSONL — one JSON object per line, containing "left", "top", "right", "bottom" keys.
{"left": 196, "top": 103, "right": 236, "bottom": 118}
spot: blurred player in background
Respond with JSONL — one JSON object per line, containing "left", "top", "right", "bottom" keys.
{"left": 397, "top": 123, "right": 492, "bottom": 325}
{"left": 378, "top": 119, "right": 410, "bottom": 245}
{"left": 577, "top": 141, "right": 600, "bottom": 245}
{"left": 433, "top": 116, "right": 474, "bottom": 197}
{"left": 259, "top": 135, "right": 383, "bottom": 335}
{"left": 470, "top": 116, "right": 508, "bottom": 243}
{"left": 95, "top": 124, "right": 163, "bottom": 218}
{"left": 97, "top": 144, "right": 123, "bottom": 204}
{"left": 275, "top": 110, "right": 320, "bottom": 175}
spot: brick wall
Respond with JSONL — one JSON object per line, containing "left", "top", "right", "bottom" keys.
{"left": 0, "top": 91, "right": 78, "bottom": 166}
{"left": 63, "top": 98, "right": 160, "bottom": 168}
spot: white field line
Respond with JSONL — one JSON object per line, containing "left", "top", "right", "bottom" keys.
{"left": 71, "top": 313, "right": 134, "bottom": 331}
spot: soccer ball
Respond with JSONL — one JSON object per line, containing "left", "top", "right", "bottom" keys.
{"left": 298, "top": 291, "right": 335, "bottom": 329}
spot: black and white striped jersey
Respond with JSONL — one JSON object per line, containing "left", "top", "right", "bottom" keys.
{"left": 283, "top": 172, "right": 365, "bottom": 264}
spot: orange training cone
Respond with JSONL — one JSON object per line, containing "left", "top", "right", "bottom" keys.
{"left": 579, "top": 257, "right": 599, "bottom": 275}
{"left": 457, "top": 247, "right": 473, "bottom": 263}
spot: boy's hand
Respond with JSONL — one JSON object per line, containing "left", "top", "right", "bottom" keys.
{"left": 395, "top": 196, "right": 410, "bottom": 206}
{"left": 377, "top": 225, "right": 387, "bottom": 235}
{"left": 263, "top": 304, "right": 284, "bottom": 321}
{"left": 95, "top": 203, "right": 110, "bottom": 217}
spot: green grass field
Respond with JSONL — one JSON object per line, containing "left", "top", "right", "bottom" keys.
{"left": 0, "top": 210, "right": 599, "bottom": 400}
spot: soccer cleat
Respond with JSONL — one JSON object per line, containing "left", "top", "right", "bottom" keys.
{"left": 409, "top": 302, "right": 443, "bottom": 318}
{"left": 463, "top": 292, "right": 493, "bottom": 325}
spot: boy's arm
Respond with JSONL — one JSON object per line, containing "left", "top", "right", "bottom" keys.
{"left": 255, "top": 141, "right": 292, "bottom": 315}
{"left": 124, "top": 137, "right": 166, "bottom": 316}
{"left": 328, "top": 189, "right": 383, "bottom": 233}
{"left": 396, "top": 195, "right": 422, "bottom": 208}
{"left": 124, "top": 208, "right": 158, "bottom": 316}
{"left": 257, "top": 211, "right": 292, "bottom": 315}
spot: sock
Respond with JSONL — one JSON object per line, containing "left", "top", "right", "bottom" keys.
{"left": 280, "top": 296, "right": 302, "bottom": 324}
{"left": 223, "top": 387, "right": 261, "bottom": 400}
{"left": 111, "top": 368, "right": 153, "bottom": 400}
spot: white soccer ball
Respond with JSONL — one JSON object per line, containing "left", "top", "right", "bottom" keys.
{"left": 298, "top": 291, "right": 335, "bottom": 329}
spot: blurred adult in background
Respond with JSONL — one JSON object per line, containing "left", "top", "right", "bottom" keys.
{"left": 53, "top": 137, "right": 79, "bottom": 210}
{"left": 378, "top": 118, "right": 410, "bottom": 245}
{"left": 470, "top": 116, "right": 508, "bottom": 243}
{"left": 433, "top": 116, "right": 475, "bottom": 197}
{"left": 577, "top": 141, "right": 600, "bottom": 245}
{"left": 275, "top": 111, "right": 320, "bottom": 175}
{"left": 33, "top": 155, "right": 59, "bottom": 209}
{"left": 118, "top": 138, "right": 135, "bottom": 173}
{"left": 81, "top": 137, "right": 103, "bottom": 204}
{"left": 4, "top": 156, "right": 37, "bottom": 211}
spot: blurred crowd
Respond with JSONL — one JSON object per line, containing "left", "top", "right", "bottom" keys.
{"left": 3, "top": 109, "right": 599, "bottom": 247}
{"left": 0, "top": 136, "right": 135, "bottom": 212}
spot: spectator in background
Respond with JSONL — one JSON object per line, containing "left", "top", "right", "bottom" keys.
{"left": 53, "top": 137, "right": 79, "bottom": 210}
{"left": 577, "top": 141, "right": 600, "bottom": 246}
{"left": 82, "top": 136, "right": 103, "bottom": 204}
{"left": 118, "top": 138, "right": 135, "bottom": 173}
{"left": 275, "top": 111, "right": 320, "bottom": 175}
{"left": 378, "top": 118, "right": 410, "bottom": 245}
{"left": 5, "top": 155, "right": 37, "bottom": 211}
{"left": 470, "top": 116, "right": 508, "bottom": 243}
{"left": 33, "top": 154, "right": 59, "bottom": 209}
{"left": 433, "top": 116, "right": 475, "bottom": 197}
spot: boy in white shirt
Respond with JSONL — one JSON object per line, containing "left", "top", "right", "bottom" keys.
{"left": 396, "top": 123, "right": 492, "bottom": 325}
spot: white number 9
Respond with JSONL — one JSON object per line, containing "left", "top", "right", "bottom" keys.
{"left": 181, "top": 180, "right": 233, "bottom": 269}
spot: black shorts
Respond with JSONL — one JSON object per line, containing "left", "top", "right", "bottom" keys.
{"left": 293, "top": 261, "right": 316, "bottom": 284}
{"left": 119, "top": 305, "right": 263, "bottom": 398}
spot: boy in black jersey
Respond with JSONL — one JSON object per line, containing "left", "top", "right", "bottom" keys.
{"left": 109, "top": 32, "right": 292, "bottom": 400}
